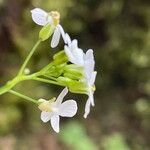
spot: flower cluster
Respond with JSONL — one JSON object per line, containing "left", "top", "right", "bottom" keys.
{"left": 31, "top": 8, "right": 97, "bottom": 132}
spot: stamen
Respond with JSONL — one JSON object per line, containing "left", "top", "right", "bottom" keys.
{"left": 50, "top": 11, "right": 60, "bottom": 26}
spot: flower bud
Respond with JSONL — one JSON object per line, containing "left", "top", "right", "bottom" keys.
{"left": 68, "top": 81, "right": 87, "bottom": 94}
{"left": 57, "top": 77, "right": 72, "bottom": 86}
{"left": 53, "top": 50, "right": 68, "bottom": 65}
{"left": 63, "top": 64, "right": 84, "bottom": 80}
{"left": 57, "top": 77, "right": 88, "bottom": 94}
{"left": 44, "top": 63, "right": 66, "bottom": 77}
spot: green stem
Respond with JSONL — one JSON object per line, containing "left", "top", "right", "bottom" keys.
{"left": 9, "top": 90, "right": 38, "bottom": 104}
{"left": 32, "top": 77, "right": 62, "bottom": 86}
{"left": 18, "top": 39, "right": 41, "bottom": 76}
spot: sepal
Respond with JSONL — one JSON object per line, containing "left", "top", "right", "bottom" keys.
{"left": 39, "top": 24, "right": 55, "bottom": 41}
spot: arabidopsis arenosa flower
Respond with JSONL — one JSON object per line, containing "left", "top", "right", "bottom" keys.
{"left": 38, "top": 87, "right": 77, "bottom": 133}
{"left": 63, "top": 40, "right": 97, "bottom": 118}
{"left": 31, "top": 8, "right": 70, "bottom": 48}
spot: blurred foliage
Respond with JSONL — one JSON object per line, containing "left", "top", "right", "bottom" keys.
{"left": 0, "top": 0, "right": 150, "bottom": 149}
{"left": 60, "top": 121, "right": 97, "bottom": 150}
{"left": 101, "top": 133, "right": 130, "bottom": 150}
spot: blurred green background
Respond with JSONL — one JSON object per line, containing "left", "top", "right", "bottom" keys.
{"left": 0, "top": 0, "right": 150, "bottom": 149}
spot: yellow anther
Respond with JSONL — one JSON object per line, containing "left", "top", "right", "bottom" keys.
{"left": 50, "top": 11, "right": 60, "bottom": 26}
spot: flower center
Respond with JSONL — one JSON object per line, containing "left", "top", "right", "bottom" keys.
{"left": 38, "top": 98, "right": 56, "bottom": 112}
{"left": 50, "top": 11, "right": 60, "bottom": 26}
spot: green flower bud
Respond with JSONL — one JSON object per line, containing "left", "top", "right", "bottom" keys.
{"left": 57, "top": 77, "right": 72, "bottom": 86}
{"left": 53, "top": 50, "right": 68, "bottom": 65}
{"left": 63, "top": 64, "right": 84, "bottom": 80}
{"left": 63, "top": 72, "right": 83, "bottom": 80}
{"left": 57, "top": 77, "right": 88, "bottom": 94}
{"left": 39, "top": 24, "right": 55, "bottom": 41}
{"left": 44, "top": 63, "right": 66, "bottom": 78}
{"left": 68, "top": 81, "right": 87, "bottom": 94}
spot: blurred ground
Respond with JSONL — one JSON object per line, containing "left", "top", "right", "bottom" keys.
{"left": 0, "top": 0, "right": 150, "bottom": 150}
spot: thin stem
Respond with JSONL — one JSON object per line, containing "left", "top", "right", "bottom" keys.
{"left": 9, "top": 90, "right": 38, "bottom": 104}
{"left": 32, "top": 77, "right": 62, "bottom": 86}
{"left": 18, "top": 39, "right": 41, "bottom": 76}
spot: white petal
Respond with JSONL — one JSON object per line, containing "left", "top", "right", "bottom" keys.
{"left": 72, "top": 48, "right": 84, "bottom": 66}
{"left": 59, "top": 100, "right": 77, "bottom": 117}
{"left": 65, "top": 33, "right": 71, "bottom": 45}
{"left": 89, "top": 71, "right": 97, "bottom": 85}
{"left": 84, "top": 49, "right": 95, "bottom": 79}
{"left": 50, "top": 115, "right": 60, "bottom": 133}
{"left": 85, "top": 49, "right": 94, "bottom": 61}
{"left": 31, "top": 8, "right": 49, "bottom": 26}
{"left": 57, "top": 25, "right": 65, "bottom": 40}
{"left": 55, "top": 87, "right": 68, "bottom": 105}
{"left": 64, "top": 45, "right": 76, "bottom": 63}
{"left": 51, "top": 26, "right": 61, "bottom": 48}
{"left": 41, "top": 111, "right": 52, "bottom": 122}
{"left": 57, "top": 25, "right": 71, "bottom": 45}
{"left": 71, "top": 39, "right": 78, "bottom": 49}
{"left": 88, "top": 90, "right": 94, "bottom": 106}
{"left": 84, "top": 98, "right": 91, "bottom": 118}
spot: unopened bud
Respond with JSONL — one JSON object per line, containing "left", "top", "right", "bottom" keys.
{"left": 24, "top": 68, "right": 30, "bottom": 75}
{"left": 64, "top": 64, "right": 84, "bottom": 80}
{"left": 53, "top": 51, "right": 68, "bottom": 65}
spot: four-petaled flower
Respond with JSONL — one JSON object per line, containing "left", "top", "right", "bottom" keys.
{"left": 38, "top": 87, "right": 77, "bottom": 133}
{"left": 31, "top": 8, "right": 70, "bottom": 48}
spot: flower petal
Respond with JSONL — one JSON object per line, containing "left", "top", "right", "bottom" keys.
{"left": 84, "top": 49, "right": 95, "bottom": 79}
{"left": 88, "top": 90, "right": 94, "bottom": 106}
{"left": 72, "top": 48, "right": 84, "bottom": 66}
{"left": 31, "top": 8, "right": 49, "bottom": 26}
{"left": 55, "top": 87, "right": 68, "bottom": 105}
{"left": 50, "top": 115, "right": 60, "bottom": 133}
{"left": 65, "top": 33, "right": 71, "bottom": 45}
{"left": 84, "top": 98, "right": 91, "bottom": 118}
{"left": 57, "top": 25, "right": 65, "bottom": 40}
{"left": 89, "top": 71, "right": 97, "bottom": 85}
{"left": 51, "top": 26, "right": 61, "bottom": 48}
{"left": 41, "top": 111, "right": 52, "bottom": 122}
{"left": 59, "top": 100, "right": 77, "bottom": 117}
{"left": 64, "top": 45, "right": 76, "bottom": 63}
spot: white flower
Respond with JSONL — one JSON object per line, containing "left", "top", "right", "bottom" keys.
{"left": 31, "top": 8, "right": 70, "bottom": 48}
{"left": 38, "top": 87, "right": 77, "bottom": 133}
{"left": 64, "top": 39, "right": 85, "bottom": 66}
{"left": 63, "top": 41, "right": 97, "bottom": 118}
{"left": 83, "top": 49, "right": 97, "bottom": 118}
